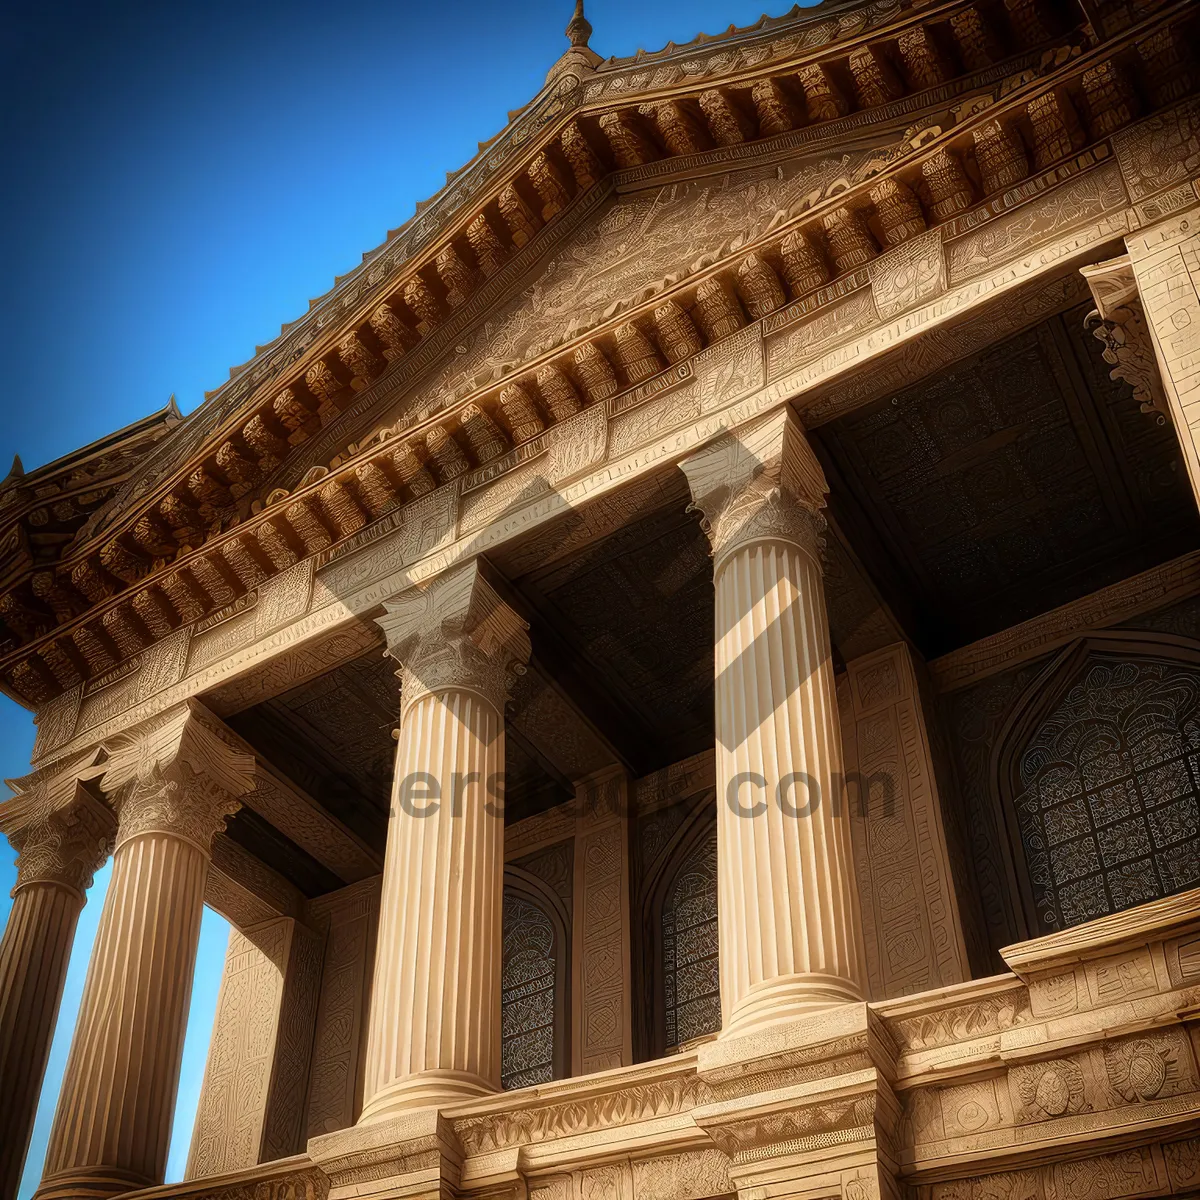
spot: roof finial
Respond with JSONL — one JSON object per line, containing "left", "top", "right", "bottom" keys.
{"left": 547, "top": 0, "right": 600, "bottom": 82}
{"left": 566, "top": 0, "right": 592, "bottom": 49}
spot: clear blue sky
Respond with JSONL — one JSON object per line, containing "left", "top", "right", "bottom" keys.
{"left": 0, "top": 0, "right": 809, "bottom": 1191}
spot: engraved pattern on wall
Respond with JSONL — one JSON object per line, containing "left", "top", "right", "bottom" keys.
{"left": 814, "top": 304, "right": 1200, "bottom": 656}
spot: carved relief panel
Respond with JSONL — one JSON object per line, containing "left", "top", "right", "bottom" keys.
{"left": 187, "top": 915, "right": 323, "bottom": 1178}
{"left": 303, "top": 877, "right": 381, "bottom": 1138}
{"left": 573, "top": 770, "right": 634, "bottom": 1074}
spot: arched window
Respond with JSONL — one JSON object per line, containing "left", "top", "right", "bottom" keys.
{"left": 997, "top": 635, "right": 1200, "bottom": 933}
{"left": 662, "top": 825, "right": 720, "bottom": 1051}
{"left": 633, "top": 793, "right": 720, "bottom": 1060}
{"left": 501, "top": 867, "right": 570, "bottom": 1089}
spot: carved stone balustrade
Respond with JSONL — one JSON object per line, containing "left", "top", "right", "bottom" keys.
{"left": 146, "top": 887, "right": 1200, "bottom": 1200}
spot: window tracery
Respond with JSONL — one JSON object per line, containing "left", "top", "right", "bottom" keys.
{"left": 661, "top": 824, "right": 720, "bottom": 1050}
{"left": 1007, "top": 649, "right": 1200, "bottom": 932}
{"left": 501, "top": 894, "right": 558, "bottom": 1089}
{"left": 500, "top": 860, "right": 570, "bottom": 1089}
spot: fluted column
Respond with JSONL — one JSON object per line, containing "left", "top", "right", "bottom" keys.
{"left": 34, "top": 703, "right": 255, "bottom": 1200}
{"left": 0, "top": 775, "right": 114, "bottom": 1200}
{"left": 680, "top": 407, "right": 865, "bottom": 1037}
{"left": 360, "top": 560, "right": 530, "bottom": 1121}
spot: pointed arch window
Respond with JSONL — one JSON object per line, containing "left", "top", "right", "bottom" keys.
{"left": 633, "top": 790, "right": 720, "bottom": 1060}
{"left": 662, "top": 824, "right": 720, "bottom": 1050}
{"left": 997, "top": 635, "right": 1200, "bottom": 933}
{"left": 501, "top": 866, "right": 570, "bottom": 1089}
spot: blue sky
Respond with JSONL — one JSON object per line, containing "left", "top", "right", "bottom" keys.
{"left": 0, "top": 0, "right": 808, "bottom": 1190}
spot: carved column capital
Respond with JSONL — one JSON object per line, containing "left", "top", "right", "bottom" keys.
{"left": 1081, "top": 254, "right": 1170, "bottom": 424}
{"left": 112, "top": 769, "right": 241, "bottom": 853}
{"left": 679, "top": 406, "right": 828, "bottom": 572}
{"left": 376, "top": 560, "right": 532, "bottom": 716}
{"left": 0, "top": 774, "right": 115, "bottom": 896}
{"left": 96, "top": 699, "right": 257, "bottom": 854}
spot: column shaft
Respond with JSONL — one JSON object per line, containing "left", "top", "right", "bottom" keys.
{"left": 359, "top": 560, "right": 529, "bottom": 1121}
{"left": 362, "top": 686, "right": 504, "bottom": 1118}
{"left": 0, "top": 778, "right": 114, "bottom": 1200}
{"left": 37, "top": 831, "right": 207, "bottom": 1199}
{"left": 681, "top": 407, "right": 866, "bottom": 1039}
{"left": 0, "top": 882, "right": 85, "bottom": 1200}
{"left": 715, "top": 537, "right": 863, "bottom": 1031}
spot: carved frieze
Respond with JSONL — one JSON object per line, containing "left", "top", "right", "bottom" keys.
{"left": 453, "top": 1069, "right": 712, "bottom": 1155}
{"left": 945, "top": 158, "right": 1129, "bottom": 286}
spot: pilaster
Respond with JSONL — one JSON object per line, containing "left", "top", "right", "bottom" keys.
{"left": 679, "top": 406, "right": 867, "bottom": 1037}
{"left": 572, "top": 767, "right": 634, "bottom": 1075}
{"left": 308, "top": 1108, "right": 464, "bottom": 1200}
{"left": 359, "top": 559, "right": 530, "bottom": 1122}
{"left": 837, "top": 644, "right": 970, "bottom": 1000}
{"left": 0, "top": 760, "right": 115, "bottom": 1200}
{"left": 305, "top": 877, "right": 383, "bottom": 1139}
{"left": 186, "top": 915, "right": 323, "bottom": 1179}
{"left": 35, "top": 701, "right": 256, "bottom": 1200}
{"left": 693, "top": 1004, "right": 900, "bottom": 1200}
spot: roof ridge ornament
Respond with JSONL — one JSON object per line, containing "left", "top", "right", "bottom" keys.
{"left": 566, "top": 0, "right": 592, "bottom": 48}
{"left": 547, "top": 0, "right": 601, "bottom": 84}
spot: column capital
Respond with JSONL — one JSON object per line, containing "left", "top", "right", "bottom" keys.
{"left": 0, "top": 761, "right": 115, "bottom": 895}
{"left": 1080, "top": 253, "right": 1139, "bottom": 320}
{"left": 96, "top": 700, "right": 257, "bottom": 853}
{"left": 1081, "top": 254, "right": 1170, "bottom": 423}
{"left": 376, "top": 559, "right": 532, "bottom": 716}
{"left": 678, "top": 406, "right": 828, "bottom": 571}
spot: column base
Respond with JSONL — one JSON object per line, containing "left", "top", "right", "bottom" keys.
{"left": 33, "top": 1165, "right": 155, "bottom": 1200}
{"left": 722, "top": 972, "right": 863, "bottom": 1038}
{"left": 358, "top": 1069, "right": 497, "bottom": 1122}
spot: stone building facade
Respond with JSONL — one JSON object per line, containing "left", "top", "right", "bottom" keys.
{"left": 2, "top": 0, "right": 1200, "bottom": 1197}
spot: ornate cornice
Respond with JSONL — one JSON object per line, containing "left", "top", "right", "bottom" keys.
{"left": 2, "top": 5, "right": 1195, "bottom": 715}
{"left": 0, "top": 0, "right": 1111, "bottom": 708}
